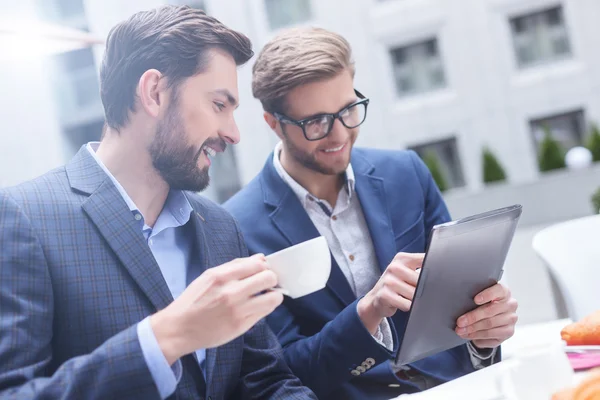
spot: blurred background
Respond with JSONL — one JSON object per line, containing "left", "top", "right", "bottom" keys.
{"left": 1, "top": 0, "right": 599, "bottom": 328}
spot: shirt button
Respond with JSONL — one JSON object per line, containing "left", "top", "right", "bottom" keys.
{"left": 134, "top": 213, "right": 142, "bottom": 221}
{"left": 349, "top": 254, "right": 355, "bottom": 261}
{"left": 332, "top": 215, "right": 338, "bottom": 221}
{"left": 149, "top": 239, "right": 153, "bottom": 246}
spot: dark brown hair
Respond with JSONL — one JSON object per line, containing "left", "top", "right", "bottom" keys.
{"left": 100, "top": 5, "right": 253, "bottom": 130}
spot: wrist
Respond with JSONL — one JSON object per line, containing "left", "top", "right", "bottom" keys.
{"left": 150, "top": 310, "right": 183, "bottom": 366}
{"left": 357, "top": 295, "right": 383, "bottom": 335}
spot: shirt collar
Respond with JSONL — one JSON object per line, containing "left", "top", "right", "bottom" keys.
{"left": 86, "top": 142, "right": 193, "bottom": 228}
{"left": 272, "top": 141, "right": 355, "bottom": 207}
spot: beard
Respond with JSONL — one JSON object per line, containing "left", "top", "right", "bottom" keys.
{"left": 149, "top": 99, "right": 225, "bottom": 192}
{"left": 281, "top": 128, "right": 354, "bottom": 176}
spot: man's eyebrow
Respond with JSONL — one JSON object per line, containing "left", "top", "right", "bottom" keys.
{"left": 212, "top": 89, "right": 239, "bottom": 109}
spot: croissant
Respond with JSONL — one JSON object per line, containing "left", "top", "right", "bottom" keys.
{"left": 552, "top": 368, "right": 600, "bottom": 400}
{"left": 561, "top": 310, "right": 600, "bottom": 346}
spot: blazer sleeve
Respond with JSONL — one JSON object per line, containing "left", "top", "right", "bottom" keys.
{"left": 265, "top": 297, "right": 397, "bottom": 398}
{"left": 0, "top": 191, "right": 160, "bottom": 400}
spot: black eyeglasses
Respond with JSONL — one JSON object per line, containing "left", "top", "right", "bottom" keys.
{"left": 273, "top": 89, "right": 370, "bottom": 141}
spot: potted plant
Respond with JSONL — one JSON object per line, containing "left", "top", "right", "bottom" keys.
{"left": 482, "top": 147, "right": 507, "bottom": 184}
{"left": 586, "top": 123, "right": 600, "bottom": 162}
{"left": 422, "top": 151, "right": 448, "bottom": 192}
{"left": 538, "top": 126, "right": 566, "bottom": 172}
{"left": 592, "top": 187, "right": 600, "bottom": 214}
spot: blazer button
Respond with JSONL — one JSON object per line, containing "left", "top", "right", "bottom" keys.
{"left": 362, "top": 362, "right": 370, "bottom": 370}
{"left": 351, "top": 369, "right": 360, "bottom": 376}
{"left": 356, "top": 366, "right": 366, "bottom": 373}
{"left": 365, "top": 357, "right": 376, "bottom": 367}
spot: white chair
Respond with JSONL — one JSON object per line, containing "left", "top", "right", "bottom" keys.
{"left": 532, "top": 214, "right": 600, "bottom": 321}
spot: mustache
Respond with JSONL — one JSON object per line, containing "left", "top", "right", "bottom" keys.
{"left": 203, "top": 137, "right": 227, "bottom": 153}
{"left": 194, "top": 137, "right": 228, "bottom": 160}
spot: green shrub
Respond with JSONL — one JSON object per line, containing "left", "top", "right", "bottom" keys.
{"left": 586, "top": 123, "right": 600, "bottom": 162}
{"left": 422, "top": 152, "right": 448, "bottom": 192}
{"left": 538, "top": 126, "right": 566, "bottom": 172}
{"left": 482, "top": 147, "right": 507, "bottom": 183}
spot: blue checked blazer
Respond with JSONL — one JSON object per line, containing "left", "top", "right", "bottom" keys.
{"left": 0, "top": 147, "right": 316, "bottom": 400}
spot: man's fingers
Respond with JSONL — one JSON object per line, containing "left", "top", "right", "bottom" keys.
{"left": 457, "top": 298, "right": 517, "bottom": 327}
{"left": 471, "top": 339, "right": 502, "bottom": 349}
{"left": 236, "top": 269, "right": 279, "bottom": 298}
{"left": 205, "top": 254, "right": 268, "bottom": 283}
{"left": 393, "top": 252, "right": 425, "bottom": 271}
{"left": 387, "top": 262, "right": 420, "bottom": 287}
{"left": 460, "top": 324, "right": 515, "bottom": 341}
{"left": 384, "top": 275, "right": 416, "bottom": 301}
{"left": 456, "top": 312, "right": 518, "bottom": 336}
{"left": 379, "top": 288, "right": 412, "bottom": 313}
{"left": 239, "top": 290, "right": 284, "bottom": 321}
{"left": 474, "top": 283, "right": 510, "bottom": 305}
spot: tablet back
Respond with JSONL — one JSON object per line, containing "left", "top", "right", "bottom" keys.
{"left": 395, "top": 205, "right": 522, "bottom": 366}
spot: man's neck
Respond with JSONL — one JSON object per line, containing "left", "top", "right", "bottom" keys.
{"left": 280, "top": 149, "right": 345, "bottom": 208}
{"left": 95, "top": 128, "right": 168, "bottom": 227}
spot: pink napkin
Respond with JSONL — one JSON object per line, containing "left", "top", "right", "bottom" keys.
{"left": 568, "top": 352, "right": 600, "bottom": 371}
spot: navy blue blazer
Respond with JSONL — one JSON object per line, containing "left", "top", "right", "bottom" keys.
{"left": 0, "top": 147, "right": 316, "bottom": 400}
{"left": 225, "top": 148, "right": 487, "bottom": 400}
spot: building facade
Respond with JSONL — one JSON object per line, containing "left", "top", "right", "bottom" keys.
{"left": 3, "top": 0, "right": 599, "bottom": 203}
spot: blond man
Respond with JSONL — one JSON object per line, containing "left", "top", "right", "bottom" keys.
{"left": 225, "top": 27, "right": 518, "bottom": 399}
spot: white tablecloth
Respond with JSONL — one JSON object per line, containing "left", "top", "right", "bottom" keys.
{"left": 391, "top": 319, "right": 586, "bottom": 399}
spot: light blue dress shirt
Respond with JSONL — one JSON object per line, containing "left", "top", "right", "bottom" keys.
{"left": 87, "top": 143, "right": 203, "bottom": 399}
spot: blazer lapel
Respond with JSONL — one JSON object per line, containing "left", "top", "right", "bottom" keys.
{"left": 261, "top": 155, "right": 356, "bottom": 306}
{"left": 187, "top": 206, "right": 219, "bottom": 389}
{"left": 352, "top": 152, "right": 397, "bottom": 275}
{"left": 67, "top": 147, "right": 174, "bottom": 312}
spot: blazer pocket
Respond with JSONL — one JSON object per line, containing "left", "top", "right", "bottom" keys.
{"left": 394, "top": 212, "right": 425, "bottom": 252}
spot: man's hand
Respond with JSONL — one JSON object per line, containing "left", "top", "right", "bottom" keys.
{"left": 357, "top": 253, "right": 423, "bottom": 335}
{"left": 455, "top": 283, "right": 518, "bottom": 349}
{"left": 150, "top": 254, "right": 283, "bottom": 365}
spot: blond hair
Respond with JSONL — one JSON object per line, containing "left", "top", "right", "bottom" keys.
{"left": 252, "top": 27, "right": 355, "bottom": 113}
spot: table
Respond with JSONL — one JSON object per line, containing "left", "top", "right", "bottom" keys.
{"left": 501, "top": 318, "right": 572, "bottom": 360}
{"left": 391, "top": 318, "right": 592, "bottom": 399}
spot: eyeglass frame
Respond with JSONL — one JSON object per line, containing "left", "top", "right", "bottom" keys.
{"left": 272, "top": 89, "right": 370, "bottom": 141}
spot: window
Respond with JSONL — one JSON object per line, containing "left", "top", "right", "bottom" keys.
{"left": 510, "top": 6, "right": 571, "bottom": 67}
{"left": 210, "top": 146, "right": 242, "bottom": 203}
{"left": 530, "top": 110, "right": 585, "bottom": 155}
{"left": 265, "top": 0, "right": 312, "bottom": 30}
{"left": 189, "top": 0, "right": 206, "bottom": 10}
{"left": 390, "top": 38, "right": 447, "bottom": 97}
{"left": 63, "top": 119, "right": 104, "bottom": 158}
{"left": 53, "top": 48, "right": 100, "bottom": 110}
{"left": 36, "top": 0, "right": 88, "bottom": 29}
{"left": 409, "top": 137, "right": 465, "bottom": 190}
{"left": 171, "top": 0, "right": 206, "bottom": 11}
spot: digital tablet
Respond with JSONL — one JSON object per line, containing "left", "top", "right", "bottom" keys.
{"left": 395, "top": 204, "right": 523, "bottom": 366}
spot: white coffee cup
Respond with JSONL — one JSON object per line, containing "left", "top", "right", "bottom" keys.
{"left": 266, "top": 236, "right": 331, "bottom": 299}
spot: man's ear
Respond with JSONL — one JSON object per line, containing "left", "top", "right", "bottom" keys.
{"left": 137, "top": 69, "right": 164, "bottom": 119}
{"left": 264, "top": 112, "right": 284, "bottom": 141}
